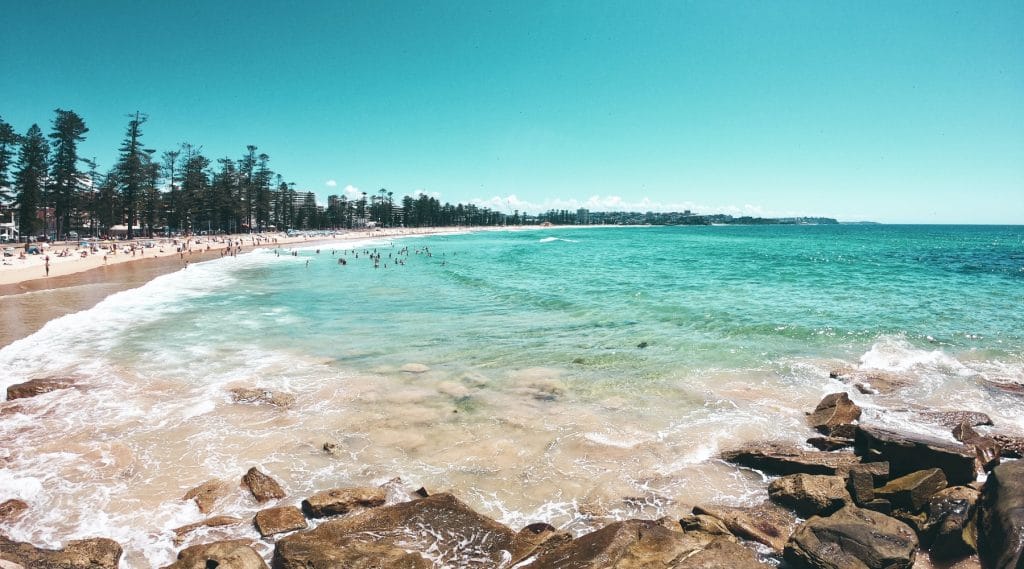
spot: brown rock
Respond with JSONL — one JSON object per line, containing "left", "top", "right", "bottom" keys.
{"left": 846, "top": 467, "right": 875, "bottom": 506}
{"left": 275, "top": 493, "right": 514, "bottom": 568}
{"left": 0, "top": 499, "right": 28, "bottom": 522}
{"left": 807, "top": 392, "right": 862, "bottom": 435}
{"left": 301, "top": 487, "right": 386, "bottom": 518}
{"left": 5, "top": 377, "right": 73, "bottom": 400}
{"left": 510, "top": 523, "right": 572, "bottom": 565}
{"left": 854, "top": 424, "right": 977, "bottom": 485}
{"left": 861, "top": 498, "right": 892, "bottom": 514}
{"left": 229, "top": 387, "right": 295, "bottom": 407}
{"left": 806, "top": 436, "right": 854, "bottom": 451}
{"left": 241, "top": 467, "right": 286, "bottom": 503}
{"left": 0, "top": 536, "right": 122, "bottom": 569}
{"left": 920, "top": 410, "right": 993, "bottom": 429}
{"left": 875, "top": 468, "right": 948, "bottom": 512}
{"left": 720, "top": 441, "right": 861, "bottom": 476}
{"left": 678, "top": 514, "right": 733, "bottom": 536}
{"left": 183, "top": 479, "right": 230, "bottom": 514}
{"left": 992, "top": 433, "right": 1024, "bottom": 458}
{"left": 692, "top": 502, "right": 797, "bottom": 552}
{"left": 173, "top": 515, "right": 243, "bottom": 543}
{"left": 254, "top": 506, "right": 307, "bottom": 537}
{"left": 524, "top": 519, "right": 766, "bottom": 569}
{"left": 768, "top": 474, "right": 851, "bottom": 517}
{"left": 784, "top": 505, "right": 918, "bottom": 569}
{"left": 161, "top": 539, "right": 267, "bottom": 569}
{"left": 924, "top": 485, "right": 979, "bottom": 559}
{"left": 977, "top": 460, "right": 1024, "bottom": 569}
{"left": 952, "top": 421, "right": 1002, "bottom": 472}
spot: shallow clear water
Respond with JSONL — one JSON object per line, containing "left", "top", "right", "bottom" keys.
{"left": 1, "top": 225, "right": 1022, "bottom": 567}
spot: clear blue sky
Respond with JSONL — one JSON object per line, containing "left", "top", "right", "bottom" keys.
{"left": 2, "top": 1, "right": 1022, "bottom": 223}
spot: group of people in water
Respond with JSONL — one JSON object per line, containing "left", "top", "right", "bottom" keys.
{"left": 276, "top": 242, "right": 452, "bottom": 270}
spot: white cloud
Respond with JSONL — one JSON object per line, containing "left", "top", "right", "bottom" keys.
{"left": 343, "top": 184, "right": 364, "bottom": 198}
{"left": 325, "top": 179, "right": 337, "bottom": 187}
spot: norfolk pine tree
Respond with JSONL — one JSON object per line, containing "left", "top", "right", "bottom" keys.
{"left": 14, "top": 124, "right": 49, "bottom": 239}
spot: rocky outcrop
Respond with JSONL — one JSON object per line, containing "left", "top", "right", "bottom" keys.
{"left": 5, "top": 377, "right": 73, "bottom": 400}
{"left": 721, "top": 441, "right": 861, "bottom": 476}
{"left": 924, "top": 485, "right": 979, "bottom": 559}
{"left": 992, "top": 434, "right": 1024, "bottom": 459}
{"left": 784, "top": 505, "right": 918, "bottom": 569}
{"left": 183, "top": 479, "right": 231, "bottom": 514}
{"left": 161, "top": 539, "right": 267, "bottom": 569}
{"left": 229, "top": 387, "right": 295, "bottom": 407}
{"left": 300, "top": 487, "right": 386, "bottom": 518}
{"left": 254, "top": 506, "right": 307, "bottom": 537}
{"left": 769, "top": 474, "right": 851, "bottom": 517}
{"left": 952, "top": 421, "right": 1002, "bottom": 472}
{"left": 692, "top": 503, "right": 796, "bottom": 552}
{"left": 274, "top": 493, "right": 515, "bottom": 569}
{"left": 0, "top": 500, "right": 28, "bottom": 523}
{"left": 874, "top": 468, "right": 948, "bottom": 512}
{"left": 172, "top": 515, "right": 243, "bottom": 543}
{"left": 241, "top": 467, "right": 286, "bottom": 503}
{"left": 854, "top": 425, "right": 977, "bottom": 485}
{"left": 977, "top": 460, "right": 1024, "bottom": 569}
{"left": 0, "top": 536, "right": 122, "bottom": 569}
{"left": 523, "top": 518, "right": 768, "bottom": 569}
{"left": 807, "top": 392, "right": 861, "bottom": 436}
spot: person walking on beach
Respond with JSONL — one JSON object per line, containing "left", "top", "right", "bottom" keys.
{"left": 45, "top": 256, "right": 50, "bottom": 276}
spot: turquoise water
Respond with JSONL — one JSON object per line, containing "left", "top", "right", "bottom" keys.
{"left": 1, "top": 224, "right": 1022, "bottom": 566}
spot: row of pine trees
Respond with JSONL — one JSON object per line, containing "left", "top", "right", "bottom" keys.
{"left": 0, "top": 111, "right": 524, "bottom": 241}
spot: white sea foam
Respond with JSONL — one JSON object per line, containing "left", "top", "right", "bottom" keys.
{"left": 859, "top": 334, "right": 970, "bottom": 374}
{"left": 539, "top": 236, "right": 578, "bottom": 243}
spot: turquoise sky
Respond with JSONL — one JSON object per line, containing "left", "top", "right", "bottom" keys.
{"left": 2, "top": 1, "right": 1022, "bottom": 223}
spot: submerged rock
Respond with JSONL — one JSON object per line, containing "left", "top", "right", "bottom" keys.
{"left": 768, "top": 474, "right": 851, "bottom": 517}
{"left": 400, "top": 363, "right": 430, "bottom": 374}
{"left": 854, "top": 425, "right": 977, "bottom": 485}
{"left": 241, "top": 467, "right": 286, "bottom": 503}
{"left": 0, "top": 536, "right": 122, "bottom": 569}
{"left": 977, "top": 460, "right": 1024, "bottom": 569}
{"left": 161, "top": 539, "right": 267, "bottom": 569}
{"left": 784, "top": 505, "right": 918, "bottom": 569}
{"left": 720, "top": 441, "right": 861, "bottom": 476}
{"left": 0, "top": 499, "right": 28, "bottom": 523}
{"left": 229, "top": 387, "right": 295, "bottom": 408}
{"left": 301, "top": 487, "right": 386, "bottom": 518}
{"left": 183, "top": 479, "right": 231, "bottom": 514}
{"left": 172, "top": 515, "right": 243, "bottom": 544}
{"left": 275, "top": 493, "right": 515, "bottom": 569}
{"left": 5, "top": 377, "right": 73, "bottom": 400}
{"left": 919, "top": 410, "right": 993, "bottom": 429}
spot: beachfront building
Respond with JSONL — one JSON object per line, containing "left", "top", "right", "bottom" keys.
{"left": 0, "top": 211, "right": 17, "bottom": 242}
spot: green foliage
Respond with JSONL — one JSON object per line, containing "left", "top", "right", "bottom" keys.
{"left": 14, "top": 124, "right": 49, "bottom": 236}
{"left": 49, "top": 109, "right": 89, "bottom": 238}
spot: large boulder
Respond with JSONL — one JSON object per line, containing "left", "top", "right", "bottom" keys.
{"left": 952, "top": 421, "right": 1002, "bottom": 472}
{"left": 807, "top": 392, "right": 862, "bottom": 436}
{"left": 301, "top": 487, "right": 386, "bottom": 518}
{"left": 254, "top": 505, "right": 307, "bottom": 537}
{"left": 874, "top": 468, "right": 948, "bottom": 512}
{"left": 768, "top": 474, "right": 851, "bottom": 517}
{"left": 784, "top": 505, "right": 918, "bottom": 569}
{"left": 691, "top": 502, "right": 797, "bottom": 552}
{"left": 854, "top": 425, "right": 977, "bottom": 485}
{"left": 977, "top": 460, "right": 1024, "bottom": 569}
{"left": 919, "top": 410, "right": 993, "bottom": 429}
{"left": 924, "top": 485, "right": 979, "bottom": 560}
{"left": 720, "top": 441, "right": 861, "bottom": 476}
{"left": 241, "top": 467, "right": 286, "bottom": 503}
{"left": 183, "top": 479, "right": 231, "bottom": 513}
{"left": 0, "top": 536, "right": 122, "bottom": 569}
{"left": 274, "top": 493, "right": 515, "bottom": 569}
{"left": 161, "top": 539, "right": 267, "bottom": 569}
{"left": 522, "top": 519, "right": 767, "bottom": 569}
{"left": 5, "top": 377, "right": 73, "bottom": 400}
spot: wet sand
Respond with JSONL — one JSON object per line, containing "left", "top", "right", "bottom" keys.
{"left": 0, "top": 251, "right": 208, "bottom": 348}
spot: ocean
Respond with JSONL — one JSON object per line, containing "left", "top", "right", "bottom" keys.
{"left": 1, "top": 224, "right": 1022, "bottom": 567}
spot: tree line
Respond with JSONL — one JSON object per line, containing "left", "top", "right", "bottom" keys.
{"left": 0, "top": 111, "right": 527, "bottom": 242}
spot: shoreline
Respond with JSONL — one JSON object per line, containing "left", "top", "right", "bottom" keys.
{"left": 0, "top": 226, "right": 539, "bottom": 348}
